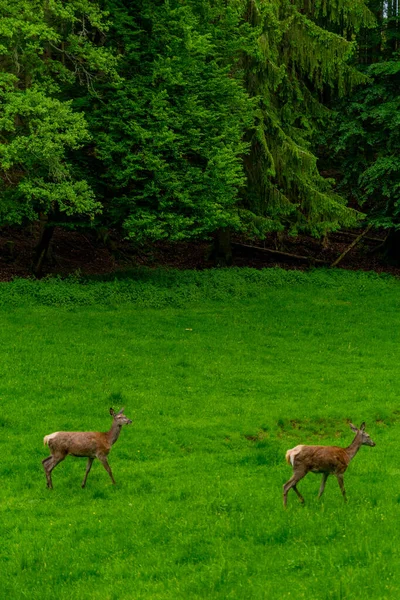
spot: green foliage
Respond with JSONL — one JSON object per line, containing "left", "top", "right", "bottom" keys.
{"left": 0, "top": 0, "right": 115, "bottom": 226}
{"left": 0, "top": 0, "right": 382, "bottom": 242}
{"left": 241, "top": 0, "right": 373, "bottom": 237}
{"left": 332, "top": 56, "right": 400, "bottom": 228}
{"left": 1, "top": 270, "right": 400, "bottom": 598}
{"left": 0, "top": 80, "right": 100, "bottom": 224}
{"left": 325, "top": 2, "right": 400, "bottom": 232}
{"left": 75, "top": 0, "right": 373, "bottom": 242}
{"left": 84, "top": 0, "right": 255, "bottom": 241}
{"left": 0, "top": 266, "right": 396, "bottom": 308}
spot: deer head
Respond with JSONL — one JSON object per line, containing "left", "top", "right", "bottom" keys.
{"left": 349, "top": 422, "right": 376, "bottom": 446}
{"left": 110, "top": 407, "right": 132, "bottom": 425}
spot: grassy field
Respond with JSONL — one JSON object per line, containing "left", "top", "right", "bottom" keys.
{"left": 1, "top": 268, "right": 400, "bottom": 599}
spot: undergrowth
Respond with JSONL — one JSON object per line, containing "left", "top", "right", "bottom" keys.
{"left": 0, "top": 266, "right": 397, "bottom": 308}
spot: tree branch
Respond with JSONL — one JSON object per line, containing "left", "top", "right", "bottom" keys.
{"left": 331, "top": 224, "right": 373, "bottom": 267}
{"left": 232, "top": 242, "right": 329, "bottom": 264}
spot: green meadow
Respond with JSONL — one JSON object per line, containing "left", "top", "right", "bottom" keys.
{"left": 1, "top": 268, "right": 400, "bottom": 599}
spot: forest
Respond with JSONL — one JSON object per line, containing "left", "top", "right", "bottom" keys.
{"left": 0, "top": 0, "right": 399, "bottom": 277}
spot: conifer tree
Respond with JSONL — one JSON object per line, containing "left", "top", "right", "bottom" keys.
{"left": 83, "top": 0, "right": 254, "bottom": 242}
{"left": 80, "top": 0, "right": 376, "bottom": 245}
{"left": 240, "top": 0, "right": 375, "bottom": 239}
{"left": 331, "top": 1, "right": 400, "bottom": 261}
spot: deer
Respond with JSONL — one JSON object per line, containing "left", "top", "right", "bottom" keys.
{"left": 283, "top": 422, "right": 375, "bottom": 507}
{"left": 42, "top": 407, "right": 132, "bottom": 489}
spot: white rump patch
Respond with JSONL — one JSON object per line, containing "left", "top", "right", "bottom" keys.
{"left": 286, "top": 445, "right": 304, "bottom": 466}
{"left": 43, "top": 432, "right": 60, "bottom": 446}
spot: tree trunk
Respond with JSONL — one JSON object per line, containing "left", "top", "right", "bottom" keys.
{"left": 210, "top": 228, "right": 233, "bottom": 266}
{"left": 32, "top": 214, "right": 55, "bottom": 277}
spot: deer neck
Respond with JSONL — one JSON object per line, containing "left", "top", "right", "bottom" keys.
{"left": 345, "top": 432, "right": 363, "bottom": 461}
{"left": 107, "top": 420, "right": 122, "bottom": 446}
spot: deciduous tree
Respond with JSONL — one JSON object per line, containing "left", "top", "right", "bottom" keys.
{"left": 0, "top": 0, "right": 115, "bottom": 272}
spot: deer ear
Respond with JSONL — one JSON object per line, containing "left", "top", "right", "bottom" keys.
{"left": 110, "top": 408, "right": 116, "bottom": 416}
{"left": 360, "top": 422, "right": 366, "bottom": 431}
{"left": 117, "top": 407, "right": 125, "bottom": 415}
{"left": 349, "top": 422, "right": 358, "bottom": 432}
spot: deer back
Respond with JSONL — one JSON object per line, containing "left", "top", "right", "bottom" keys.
{"left": 287, "top": 444, "right": 351, "bottom": 474}
{"left": 45, "top": 431, "right": 111, "bottom": 457}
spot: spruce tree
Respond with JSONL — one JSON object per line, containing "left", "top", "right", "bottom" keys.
{"left": 330, "top": 1, "right": 400, "bottom": 261}
{"left": 83, "top": 0, "right": 254, "bottom": 242}
{"left": 80, "top": 0, "right": 376, "bottom": 245}
{"left": 240, "top": 0, "right": 375, "bottom": 239}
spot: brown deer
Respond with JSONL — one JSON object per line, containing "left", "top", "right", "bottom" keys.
{"left": 283, "top": 422, "right": 375, "bottom": 507}
{"left": 42, "top": 407, "right": 132, "bottom": 489}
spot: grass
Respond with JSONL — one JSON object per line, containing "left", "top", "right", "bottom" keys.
{"left": 1, "top": 268, "right": 400, "bottom": 599}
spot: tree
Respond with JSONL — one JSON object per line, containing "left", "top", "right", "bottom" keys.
{"left": 0, "top": 0, "right": 379, "bottom": 270}
{"left": 240, "top": 0, "right": 375, "bottom": 240}
{"left": 330, "top": 1, "right": 400, "bottom": 261}
{"left": 0, "top": 0, "right": 115, "bottom": 272}
{"left": 78, "top": 0, "right": 375, "bottom": 251}
{"left": 82, "top": 0, "right": 255, "bottom": 243}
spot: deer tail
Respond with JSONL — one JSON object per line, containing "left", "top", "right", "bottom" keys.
{"left": 43, "top": 432, "right": 59, "bottom": 446}
{"left": 285, "top": 445, "right": 304, "bottom": 467}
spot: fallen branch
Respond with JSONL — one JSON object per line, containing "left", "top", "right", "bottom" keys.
{"left": 336, "top": 230, "right": 385, "bottom": 244}
{"left": 232, "top": 242, "right": 329, "bottom": 264}
{"left": 331, "top": 224, "right": 373, "bottom": 268}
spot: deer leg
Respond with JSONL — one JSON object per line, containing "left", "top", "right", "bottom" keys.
{"left": 318, "top": 473, "right": 329, "bottom": 498}
{"left": 42, "top": 456, "right": 53, "bottom": 488}
{"left": 336, "top": 474, "right": 347, "bottom": 502}
{"left": 42, "top": 455, "right": 65, "bottom": 489}
{"left": 283, "top": 470, "right": 307, "bottom": 507}
{"left": 292, "top": 485, "right": 305, "bottom": 504}
{"left": 81, "top": 457, "right": 94, "bottom": 488}
{"left": 98, "top": 455, "right": 116, "bottom": 485}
